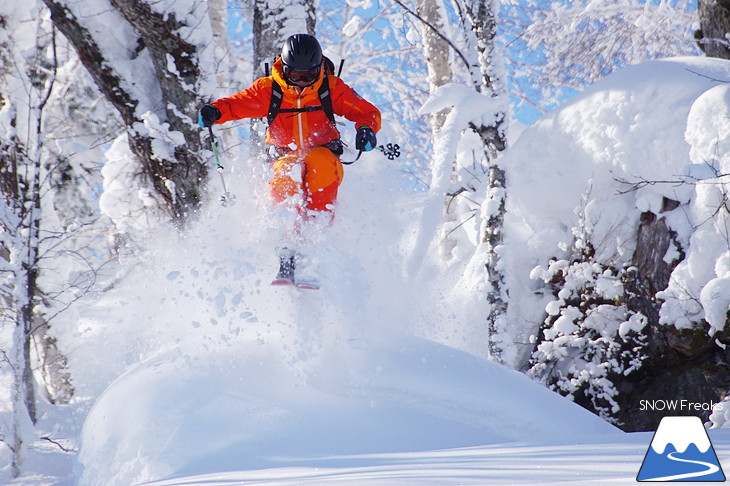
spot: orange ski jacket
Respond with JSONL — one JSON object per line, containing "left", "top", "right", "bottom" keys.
{"left": 211, "top": 58, "right": 381, "bottom": 151}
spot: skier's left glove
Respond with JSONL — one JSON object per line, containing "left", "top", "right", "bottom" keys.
{"left": 198, "top": 104, "right": 221, "bottom": 128}
{"left": 355, "top": 126, "right": 377, "bottom": 152}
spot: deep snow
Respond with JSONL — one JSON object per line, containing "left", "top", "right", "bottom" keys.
{"left": 70, "top": 135, "right": 617, "bottom": 485}
{"left": 7, "top": 56, "right": 730, "bottom": 485}
{"left": 76, "top": 335, "right": 618, "bottom": 484}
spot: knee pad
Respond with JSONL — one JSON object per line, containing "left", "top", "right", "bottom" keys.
{"left": 303, "top": 147, "right": 344, "bottom": 193}
{"left": 270, "top": 154, "right": 302, "bottom": 203}
{"left": 303, "top": 147, "right": 344, "bottom": 211}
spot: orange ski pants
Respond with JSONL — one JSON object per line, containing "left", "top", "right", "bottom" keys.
{"left": 270, "top": 147, "right": 344, "bottom": 213}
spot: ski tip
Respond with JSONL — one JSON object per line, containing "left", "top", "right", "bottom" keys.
{"left": 295, "top": 282, "right": 320, "bottom": 291}
{"left": 271, "top": 278, "right": 295, "bottom": 287}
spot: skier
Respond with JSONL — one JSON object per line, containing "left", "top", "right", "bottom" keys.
{"left": 198, "top": 33, "right": 381, "bottom": 289}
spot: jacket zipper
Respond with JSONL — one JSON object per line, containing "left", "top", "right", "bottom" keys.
{"left": 296, "top": 90, "right": 304, "bottom": 150}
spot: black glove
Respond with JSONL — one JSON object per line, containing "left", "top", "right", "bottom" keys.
{"left": 355, "top": 126, "right": 377, "bottom": 152}
{"left": 198, "top": 104, "right": 221, "bottom": 128}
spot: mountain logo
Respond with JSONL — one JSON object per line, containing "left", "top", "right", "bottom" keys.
{"left": 637, "top": 416, "right": 725, "bottom": 482}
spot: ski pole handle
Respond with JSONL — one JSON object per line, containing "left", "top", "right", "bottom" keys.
{"left": 208, "top": 125, "right": 224, "bottom": 170}
{"left": 206, "top": 125, "right": 236, "bottom": 206}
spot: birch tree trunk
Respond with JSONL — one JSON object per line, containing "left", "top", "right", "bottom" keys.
{"left": 399, "top": 0, "right": 509, "bottom": 361}
{"left": 1, "top": 18, "right": 49, "bottom": 474}
{"left": 0, "top": 9, "right": 108, "bottom": 474}
{"left": 416, "top": 0, "right": 453, "bottom": 134}
{"left": 1, "top": 129, "right": 40, "bottom": 478}
{"left": 415, "top": 0, "right": 463, "bottom": 258}
{"left": 460, "top": 0, "right": 509, "bottom": 363}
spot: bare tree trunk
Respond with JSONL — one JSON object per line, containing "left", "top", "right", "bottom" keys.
{"left": 20, "top": 174, "right": 41, "bottom": 428}
{"left": 697, "top": 0, "right": 730, "bottom": 59}
{"left": 34, "top": 324, "right": 74, "bottom": 405}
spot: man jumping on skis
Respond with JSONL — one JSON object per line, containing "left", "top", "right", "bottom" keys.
{"left": 197, "top": 33, "right": 381, "bottom": 289}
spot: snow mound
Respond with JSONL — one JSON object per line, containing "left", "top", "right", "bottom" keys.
{"left": 76, "top": 333, "right": 617, "bottom": 486}
{"left": 71, "top": 55, "right": 730, "bottom": 486}
{"left": 502, "top": 56, "right": 730, "bottom": 355}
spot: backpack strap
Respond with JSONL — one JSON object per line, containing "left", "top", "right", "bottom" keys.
{"left": 267, "top": 81, "right": 283, "bottom": 125}
{"left": 317, "top": 73, "right": 335, "bottom": 125}
{"left": 267, "top": 73, "right": 335, "bottom": 126}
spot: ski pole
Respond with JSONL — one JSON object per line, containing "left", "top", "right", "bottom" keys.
{"left": 341, "top": 143, "right": 401, "bottom": 164}
{"left": 207, "top": 125, "right": 235, "bottom": 207}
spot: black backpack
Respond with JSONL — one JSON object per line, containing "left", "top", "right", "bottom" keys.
{"left": 265, "top": 57, "right": 344, "bottom": 126}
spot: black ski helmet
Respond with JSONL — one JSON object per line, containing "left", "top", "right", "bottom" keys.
{"left": 281, "top": 34, "right": 323, "bottom": 71}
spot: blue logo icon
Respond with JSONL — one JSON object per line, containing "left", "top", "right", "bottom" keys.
{"left": 637, "top": 416, "right": 725, "bottom": 482}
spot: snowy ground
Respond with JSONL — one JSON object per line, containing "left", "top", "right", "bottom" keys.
{"left": 63, "top": 144, "right": 615, "bottom": 485}
{"left": 6, "top": 56, "right": 730, "bottom": 485}
{"left": 136, "top": 432, "right": 730, "bottom": 485}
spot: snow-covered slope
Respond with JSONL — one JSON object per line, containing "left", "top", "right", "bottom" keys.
{"left": 44, "top": 56, "right": 730, "bottom": 486}
{"left": 71, "top": 145, "right": 616, "bottom": 485}
{"left": 76, "top": 334, "right": 617, "bottom": 485}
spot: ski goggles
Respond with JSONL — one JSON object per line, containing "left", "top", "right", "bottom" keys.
{"left": 283, "top": 66, "right": 320, "bottom": 85}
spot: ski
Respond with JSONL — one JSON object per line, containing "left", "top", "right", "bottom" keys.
{"left": 271, "top": 276, "right": 295, "bottom": 287}
{"left": 295, "top": 280, "right": 320, "bottom": 291}
{"left": 270, "top": 277, "right": 319, "bottom": 290}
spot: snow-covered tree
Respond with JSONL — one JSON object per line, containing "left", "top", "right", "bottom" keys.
{"left": 42, "top": 0, "right": 220, "bottom": 227}
{"left": 0, "top": 6, "right": 83, "bottom": 475}
{"left": 253, "top": 0, "right": 316, "bottom": 78}
{"left": 395, "top": 0, "right": 459, "bottom": 255}
{"left": 528, "top": 191, "right": 651, "bottom": 425}
{"left": 450, "top": 0, "right": 510, "bottom": 362}
{"left": 504, "top": 0, "right": 700, "bottom": 113}
{"left": 403, "top": 0, "right": 509, "bottom": 362}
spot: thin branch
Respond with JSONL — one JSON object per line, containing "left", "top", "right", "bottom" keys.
{"left": 390, "top": 0, "right": 472, "bottom": 72}
{"left": 614, "top": 173, "right": 730, "bottom": 195}
{"left": 40, "top": 436, "right": 75, "bottom": 453}
{"left": 684, "top": 68, "right": 730, "bottom": 84}
{"left": 440, "top": 210, "right": 477, "bottom": 244}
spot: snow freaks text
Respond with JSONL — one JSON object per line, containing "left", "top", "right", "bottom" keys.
{"left": 639, "top": 400, "right": 724, "bottom": 412}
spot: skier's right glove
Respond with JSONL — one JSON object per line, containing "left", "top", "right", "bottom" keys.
{"left": 198, "top": 104, "right": 221, "bottom": 128}
{"left": 355, "top": 126, "right": 377, "bottom": 152}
